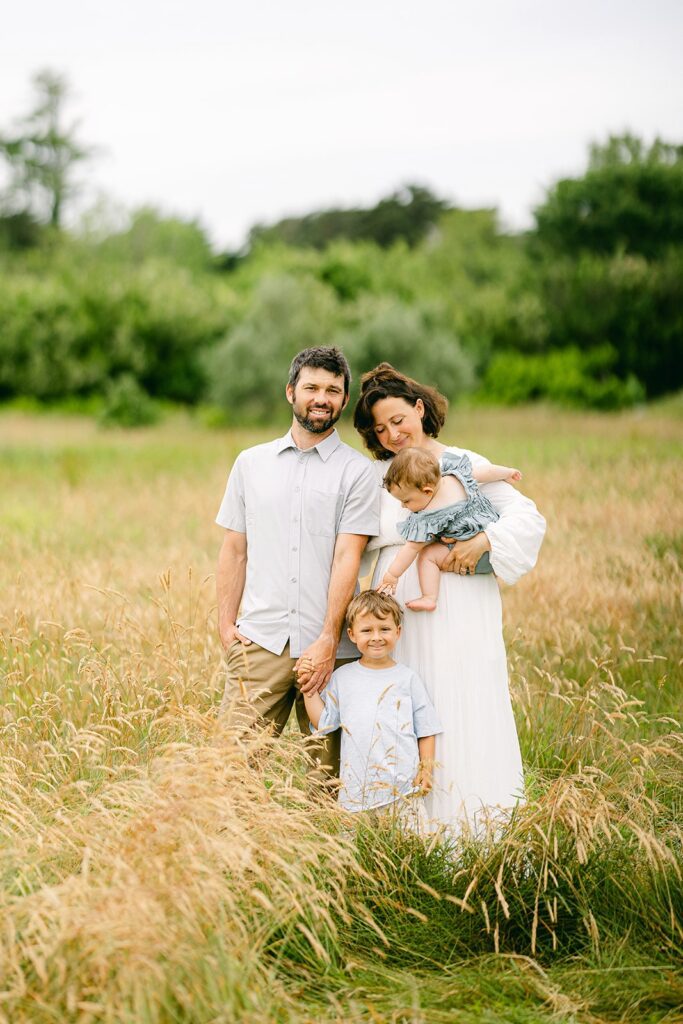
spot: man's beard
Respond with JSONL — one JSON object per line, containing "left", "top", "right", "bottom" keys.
{"left": 292, "top": 402, "right": 342, "bottom": 434}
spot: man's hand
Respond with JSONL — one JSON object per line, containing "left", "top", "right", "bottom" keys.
{"left": 295, "top": 633, "right": 337, "bottom": 695}
{"left": 441, "top": 532, "right": 491, "bottom": 576}
{"left": 219, "top": 621, "right": 252, "bottom": 653}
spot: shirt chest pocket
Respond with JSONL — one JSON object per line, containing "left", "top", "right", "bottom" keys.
{"left": 305, "top": 488, "right": 341, "bottom": 537}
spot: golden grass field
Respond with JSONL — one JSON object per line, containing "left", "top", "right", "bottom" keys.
{"left": 0, "top": 402, "right": 681, "bottom": 1023}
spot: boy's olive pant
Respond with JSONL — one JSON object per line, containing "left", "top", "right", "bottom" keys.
{"left": 221, "top": 639, "right": 345, "bottom": 777}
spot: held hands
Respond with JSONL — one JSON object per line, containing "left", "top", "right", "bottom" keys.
{"left": 376, "top": 571, "right": 398, "bottom": 596}
{"left": 294, "top": 634, "right": 337, "bottom": 695}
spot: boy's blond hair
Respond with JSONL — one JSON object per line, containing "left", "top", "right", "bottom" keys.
{"left": 346, "top": 590, "right": 403, "bottom": 630}
{"left": 384, "top": 447, "right": 441, "bottom": 493}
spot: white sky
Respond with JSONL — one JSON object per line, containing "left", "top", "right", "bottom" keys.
{"left": 2, "top": 0, "right": 682, "bottom": 249}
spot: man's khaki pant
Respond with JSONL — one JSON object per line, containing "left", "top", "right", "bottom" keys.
{"left": 221, "top": 640, "right": 344, "bottom": 777}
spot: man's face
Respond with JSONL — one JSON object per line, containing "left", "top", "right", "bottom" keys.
{"left": 286, "top": 367, "right": 348, "bottom": 434}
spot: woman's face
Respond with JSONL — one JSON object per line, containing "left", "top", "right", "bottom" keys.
{"left": 371, "top": 396, "right": 426, "bottom": 455}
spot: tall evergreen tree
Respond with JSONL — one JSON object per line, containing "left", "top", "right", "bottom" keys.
{"left": 0, "top": 70, "right": 93, "bottom": 229}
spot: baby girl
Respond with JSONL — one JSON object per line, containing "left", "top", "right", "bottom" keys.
{"left": 377, "top": 447, "right": 521, "bottom": 611}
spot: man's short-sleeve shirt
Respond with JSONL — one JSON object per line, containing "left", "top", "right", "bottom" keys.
{"left": 215, "top": 429, "right": 380, "bottom": 658}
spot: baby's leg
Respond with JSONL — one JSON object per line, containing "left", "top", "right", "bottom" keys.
{"left": 406, "top": 542, "right": 451, "bottom": 612}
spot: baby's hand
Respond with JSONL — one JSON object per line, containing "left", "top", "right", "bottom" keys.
{"left": 506, "top": 468, "right": 522, "bottom": 484}
{"left": 376, "top": 573, "right": 397, "bottom": 596}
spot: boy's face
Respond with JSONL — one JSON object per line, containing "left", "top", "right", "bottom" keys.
{"left": 348, "top": 610, "right": 401, "bottom": 661}
{"left": 388, "top": 482, "right": 434, "bottom": 513}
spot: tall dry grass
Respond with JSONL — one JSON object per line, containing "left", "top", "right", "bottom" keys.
{"left": 0, "top": 404, "right": 681, "bottom": 1022}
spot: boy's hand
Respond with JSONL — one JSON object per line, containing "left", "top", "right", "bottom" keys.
{"left": 295, "top": 656, "right": 316, "bottom": 688}
{"left": 413, "top": 762, "right": 433, "bottom": 795}
{"left": 505, "top": 468, "right": 522, "bottom": 483}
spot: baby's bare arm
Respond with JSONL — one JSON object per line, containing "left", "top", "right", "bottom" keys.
{"left": 377, "top": 541, "right": 425, "bottom": 594}
{"left": 473, "top": 462, "right": 522, "bottom": 485}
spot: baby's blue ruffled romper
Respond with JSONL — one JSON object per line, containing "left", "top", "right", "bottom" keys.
{"left": 397, "top": 451, "right": 499, "bottom": 574}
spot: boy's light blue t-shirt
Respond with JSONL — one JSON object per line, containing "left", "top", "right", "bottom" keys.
{"left": 316, "top": 660, "right": 442, "bottom": 813}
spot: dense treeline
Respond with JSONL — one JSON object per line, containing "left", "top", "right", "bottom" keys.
{"left": 0, "top": 74, "right": 681, "bottom": 422}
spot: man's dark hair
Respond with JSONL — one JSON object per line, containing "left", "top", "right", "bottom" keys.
{"left": 287, "top": 347, "right": 351, "bottom": 397}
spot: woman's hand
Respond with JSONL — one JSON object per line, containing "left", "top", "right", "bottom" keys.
{"left": 441, "top": 532, "right": 491, "bottom": 575}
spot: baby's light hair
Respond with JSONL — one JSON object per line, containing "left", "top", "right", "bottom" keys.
{"left": 383, "top": 447, "right": 441, "bottom": 493}
{"left": 346, "top": 590, "right": 403, "bottom": 631}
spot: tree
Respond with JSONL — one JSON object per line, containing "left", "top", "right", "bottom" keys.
{"left": 0, "top": 69, "right": 93, "bottom": 228}
{"left": 248, "top": 184, "right": 451, "bottom": 251}
{"left": 525, "top": 135, "right": 683, "bottom": 397}
{"left": 99, "top": 206, "right": 215, "bottom": 272}
{"left": 533, "top": 134, "right": 683, "bottom": 259}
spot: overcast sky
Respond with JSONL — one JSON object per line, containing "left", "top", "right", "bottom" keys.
{"left": 2, "top": 0, "right": 682, "bottom": 249}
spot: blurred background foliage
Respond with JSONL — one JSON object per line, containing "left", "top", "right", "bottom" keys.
{"left": 1, "top": 73, "right": 681, "bottom": 424}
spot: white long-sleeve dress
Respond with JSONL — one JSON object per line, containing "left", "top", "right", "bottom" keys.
{"left": 362, "top": 446, "right": 546, "bottom": 835}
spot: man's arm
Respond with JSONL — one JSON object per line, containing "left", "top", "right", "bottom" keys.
{"left": 216, "top": 529, "right": 250, "bottom": 651}
{"left": 296, "top": 533, "right": 368, "bottom": 694}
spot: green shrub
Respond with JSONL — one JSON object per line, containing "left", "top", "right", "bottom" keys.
{"left": 204, "top": 274, "right": 340, "bottom": 422}
{"left": 98, "top": 374, "right": 160, "bottom": 427}
{"left": 479, "top": 345, "right": 645, "bottom": 410}
{"left": 535, "top": 251, "right": 683, "bottom": 397}
{"left": 338, "top": 296, "right": 476, "bottom": 402}
{"left": 0, "top": 262, "right": 236, "bottom": 403}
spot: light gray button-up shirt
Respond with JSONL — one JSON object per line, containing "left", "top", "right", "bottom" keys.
{"left": 216, "top": 429, "right": 380, "bottom": 658}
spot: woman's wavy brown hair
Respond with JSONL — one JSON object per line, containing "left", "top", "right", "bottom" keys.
{"left": 353, "top": 362, "right": 448, "bottom": 461}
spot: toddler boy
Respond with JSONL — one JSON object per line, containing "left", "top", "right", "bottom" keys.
{"left": 303, "top": 591, "right": 442, "bottom": 815}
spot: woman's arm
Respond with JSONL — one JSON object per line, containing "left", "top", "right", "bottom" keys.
{"left": 444, "top": 449, "right": 546, "bottom": 584}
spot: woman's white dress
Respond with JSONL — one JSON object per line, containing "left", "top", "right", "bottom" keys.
{"left": 362, "top": 447, "right": 546, "bottom": 835}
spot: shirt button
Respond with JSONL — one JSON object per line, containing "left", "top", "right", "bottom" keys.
{"left": 295, "top": 486, "right": 301, "bottom": 492}
{"left": 292, "top": 546, "right": 298, "bottom": 551}
{"left": 290, "top": 577, "right": 297, "bottom": 582}
{"left": 290, "top": 609, "right": 296, "bottom": 614}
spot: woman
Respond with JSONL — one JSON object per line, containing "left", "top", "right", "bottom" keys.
{"left": 354, "top": 364, "right": 546, "bottom": 835}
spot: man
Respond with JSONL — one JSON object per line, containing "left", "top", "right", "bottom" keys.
{"left": 215, "top": 346, "right": 379, "bottom": 773}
